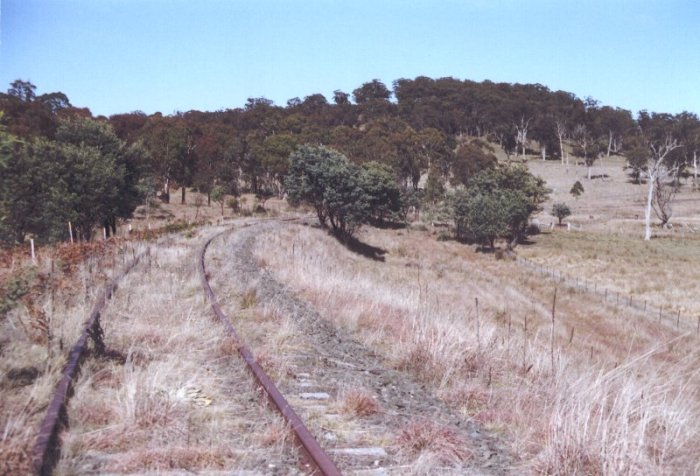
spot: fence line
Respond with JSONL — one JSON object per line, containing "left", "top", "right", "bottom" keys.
{"left": 511, "top": 253, "right": 698, "bottom": 336}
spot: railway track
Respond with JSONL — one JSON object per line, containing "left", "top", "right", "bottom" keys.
{"left": 32, "top": 248, "right": 147, "bottom": 475}
{"left": 205, "top": 220, "right": 513, "bottom": 475}
{"left": 24, "top": 218, "right": 511, "bottom": 474}
{"left": 198, "top": 227, "right": 342, "bottom": 476}
{"left": 27, "top": 220, "right": 334, "bottom": 475}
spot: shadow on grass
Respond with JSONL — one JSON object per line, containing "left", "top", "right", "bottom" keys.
{"left": 332, "top": 230, "right": 387, "bottom": 262}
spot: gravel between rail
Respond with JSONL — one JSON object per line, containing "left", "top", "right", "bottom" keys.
{"left": 206, "top": 219, "right": 514, "bottom": 475}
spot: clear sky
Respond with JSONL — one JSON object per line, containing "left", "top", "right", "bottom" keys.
{"left": 1, "top": 0, "right": 698, "bottom": 117}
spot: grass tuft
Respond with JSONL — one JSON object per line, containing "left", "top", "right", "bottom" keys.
{"left": 340, "top": 388, "right": 381, "bottom": 417}
{"left": 395, "top": 419, "right": 472, "bottom": 465}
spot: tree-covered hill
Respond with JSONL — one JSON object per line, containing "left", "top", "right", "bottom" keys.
{"left": 1, "top": 76, "right": 698, "bottom": 244}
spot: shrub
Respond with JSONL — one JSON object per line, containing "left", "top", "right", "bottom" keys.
{"left": 341, "top": 389, "right": 381, "bottom": 417}
{"left": 570, "top": 181, "right": 584, "bottom": 199}
{"left": 552, "top": 202, "right": 572, "bottom": 225}
{"left": 285, "top": 145, "right": 370, "bottom": 238}
{"left": 0, "top": 269, "right": 35, "bottom": 318}
{"left": 452, "top": 165, "right": 549, "bottom": 250}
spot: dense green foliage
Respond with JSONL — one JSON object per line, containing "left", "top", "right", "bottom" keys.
{"left": 453, "top": 165, "right": 550, "bottom": 249}
{"left": 0, "top": 113, "right": 146, "bottom": 243}
{"left": 359, "top": 161, "right": 403, "bottom": 225}
{"left": 285, "top": 145, "right": 370, "bottom": 237}
{"left": 552, "top": 203, "right": 572, "bottom": 225}
{"left": 570, "top": 181, "right": 585, "bottom": 198}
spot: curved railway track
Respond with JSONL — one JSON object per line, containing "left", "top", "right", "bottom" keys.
{"left": 199, "top": 227, "right": 341, "bottom": 476}
{"left": 29, "top": 223, "right": 340, "bottom": 475}
{"left": 32, "top": 248, "right": 147, "bottom": 476}
{"left": 26, "top": 218, "right": 510, "bottom": 474}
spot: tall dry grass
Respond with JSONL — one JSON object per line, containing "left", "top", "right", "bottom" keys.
{"left": 253, "top": 223, "right": 700, "bottom": 474}
{"left": 53, "top": 228, "right": 298, "bottom": 474}
{"left": 1, "top": 241, "right": 141, "bottom": 474}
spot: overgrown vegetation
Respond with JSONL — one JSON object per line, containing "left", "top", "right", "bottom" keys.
{"left": 0, "top": 117, "right": 146, "bottom": 243}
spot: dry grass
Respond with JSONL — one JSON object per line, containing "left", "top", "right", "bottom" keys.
{"left": 129, "top": 189, "right": 287, "bottom": 233}
{"left": 253, "top": 222, "right": 700, "bottom": 474}
{"left": 340, "top": 388, "right": 382, "bottom": 417}
{"left": 4, "top": 225, "right": 302, "bottom": 474}
{"left": 527, "top": 155, "right": 700, "bottom": 231}
{"left": 56, "top": 230, "right": 298, "bottom": 473}
{"left": 0, "top": 241, "right": 139, "bottom": 474}
{"left": 519, "top": 230, "right": 700, "bottom": 320}
{"left": 395, "top": 419, "right": 472, "bottom": 465}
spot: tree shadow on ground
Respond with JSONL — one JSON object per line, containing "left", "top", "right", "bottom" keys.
{"left": 332, "top": 231, "right": 387, "bottom": 262}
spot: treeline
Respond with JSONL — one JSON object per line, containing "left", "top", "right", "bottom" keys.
{"left": 1, "top": 76, "right": 699, "bottom": 245}
{"left": 0, "top": 81, "right": 146, "bottom": 243}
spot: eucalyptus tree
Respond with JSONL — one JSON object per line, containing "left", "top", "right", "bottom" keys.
{"left": 636, "top": 112, "right": 684, "bottom": 240}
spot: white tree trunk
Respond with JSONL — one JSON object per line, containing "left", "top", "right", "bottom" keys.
{"left": 541, "top": 146, "right": 546, "bottom": 161}
{"left": 694, "top": 151, "right": 698, "bottom": 188}
{"left": 555, "top": 120, "right": 566, "bottom": 166}
{"left": 587, "top": 165, "right": 592, "bottom": 180}
{"left": 644, "top": 170, "right": 656, "bottom": 240}
{"left": 607, "top": 130, "right": 613, "bottom": 157}
{"left": 516, "top": 116, "right": 530, "bottom": 161}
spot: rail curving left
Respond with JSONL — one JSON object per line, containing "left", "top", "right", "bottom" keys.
{"left": 198, "top": 229, "right": 342, "bottom": 476}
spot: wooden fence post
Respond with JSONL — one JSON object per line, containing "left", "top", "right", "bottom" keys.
{"left": 475, "top": 298, "right": 481, "bottom": 355}
{"left": 550, "top": 288, "right": 557, "bottom": 376}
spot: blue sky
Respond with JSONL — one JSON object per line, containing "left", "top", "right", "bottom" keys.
{"left": 1, "top": 0, "right": 698, "bottom": 117}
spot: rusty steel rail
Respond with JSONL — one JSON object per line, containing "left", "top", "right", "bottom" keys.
{"left": 198, "top": 229, "right": 341, "bottom": 476}
{"left": 32, "top": 249, "right": 147, "bottom": 476}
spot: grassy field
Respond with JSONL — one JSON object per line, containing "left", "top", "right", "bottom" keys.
{"left": 241, "top": 153, "right": 700, "bottom": 473}
{"left": 2, "top": 161, "right": 699, "bottom": 474}
{"left": 253, "top": 220, "right": 700, "bottom": 473}
{"left": 521, "top": 154, "right": 700, "bottom": 320}
{"left": 519, "top": 230, "right": 700, "bottom": 319}
{"left": 527, "top": 154, "right": 700, "bottom": 232}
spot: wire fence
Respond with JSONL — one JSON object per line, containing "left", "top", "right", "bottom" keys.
{"left": 512, "top": 253, "right": 700, "bottom": 336}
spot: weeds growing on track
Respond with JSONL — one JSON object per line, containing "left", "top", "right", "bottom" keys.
{"left": 0, "top": 241, "right": 139, "bottom": 474}
{"left": 53, "top": 230, "right": 298, "bottom": 473}
{"left": 254, "top": 223, "right": 700, "bottom": 473}
{"left": 340, "top": 388, "right": 382, "bottom": 417}
{"left": 395, "top": 419, "right": 472, "bottom": 466}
